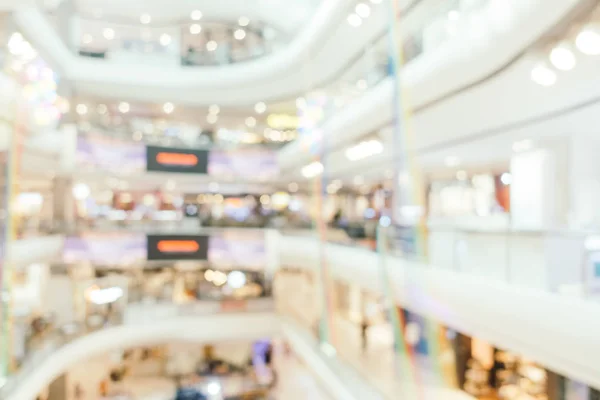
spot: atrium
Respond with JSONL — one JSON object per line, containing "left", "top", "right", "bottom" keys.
{"left": 1, "top": 0, "right": 600, "bottom": 399}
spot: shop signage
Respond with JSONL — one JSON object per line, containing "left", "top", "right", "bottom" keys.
{"left": 147, "top": 234, "right": 209, "bottom": 261}
{"left": 146, "top": 145, "right": 209, "bottom": 174}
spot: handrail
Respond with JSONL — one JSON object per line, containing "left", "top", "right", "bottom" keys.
{"left": 0, "top": 299, "right": 275, "bottom": 399}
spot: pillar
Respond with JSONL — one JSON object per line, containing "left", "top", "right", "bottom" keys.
{"left": 509, "top": 138, "right": 568, "bottom": 230}
{"left": 52, "top": 177, "right": 74, "bottom": 229}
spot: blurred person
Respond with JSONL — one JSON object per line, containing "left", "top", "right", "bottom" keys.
{"left": 360, "top": 318, "right": 369, "bottom": 352}
{"left": 74, "top": 383, "right": 84, "bottom": 400}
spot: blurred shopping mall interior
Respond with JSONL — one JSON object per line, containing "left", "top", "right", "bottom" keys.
{"left": 1, "top": 0, "right": 600, "bottom": 399}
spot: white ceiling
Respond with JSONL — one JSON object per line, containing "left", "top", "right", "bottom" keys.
{"left": 277, "top": 0, "right": 591, "bottom": 179}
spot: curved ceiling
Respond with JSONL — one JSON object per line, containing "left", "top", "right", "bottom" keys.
{"left": 4, "top": 312, "right": 280, "bottom": 400}
{"left": 13, "top": 0, "right": 413, "bottom": 105}
{"left": 47, "top": 0, "right": 320, "bottom": 34}
{"left": 277, "top": 0, "right": 592, "bottom": 179}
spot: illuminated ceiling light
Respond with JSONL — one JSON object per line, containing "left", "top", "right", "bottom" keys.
{"left": 209, "top": 104, "right": 220, "bottom": 114}
{"left": 207, "top": 113, "right": 218, "bottom": 124}
{"left": 356, "top": 79, "right": 368, "bottom": 90}
{"left": 500, "top": 172, "right": 512, "bottom": 185}
{"left": 576, "top": 25, "right": 600, "bottom": 56}
{"left": 103, "top": 28, "right": 115, "bottom": 40}
{"left": 445, "top": 156, "right": 460, "bottom": 167}
{"left": 550, "top": 43, "right": 576, "bottom": 71}
{"left": 260, "top": 194, "right": 270, "bottom": 205}
{"left": 238, "top": 16, "right": 250, "bottom": 27}
{"left": 448, "top": 10, "right": 460, "bottom": 21}
{"left": 370, "top": 0, "right": 382, "bottom": 3}
{"left": 288, "top": 182, "right": 298, "bottom": 193}
{"left": 206, "top": 40, "right": 218, "bottom": 51}
{"left": 118, "top": 101, "right": 130, "bottom": 113}
{"left": 530, "top": 63, "right": 557, "bottom": 87}
{"left": 227, "top": 271, "right": 247, "bottom": 289}
{"left": 345, "top": 139, "right": 383, "bottom": 161}
{"left": 140, "top": 13, "right": 151, "bottom": 24}
{"left": 82, "top": 34, "right": 93, "bottom": 44}
{"left": 190, "top": 24, "right": 202, "bottom": 34}
{"left": 355, "top": 3, "right": 371, "bottom": 18}
{"left": 96, "top": 104, "right": 107, "bottom": 114}
{"left": 72, "top": 183, "right": 91, "bottom": 200}
{"left": 245, "top": 116, "right": 257, "bottom": 127}
{"left": 159, "top": 33, "right": 172, "bottom": 46}
{"left": 76, "top": 104, "right": 88, "bottom": 115}
{"left": 254, "top": 102, "right": 267, "bottom": 114}
{"left": 234, "top": 28, "right": 246, "bottom": 40}
{"left": 456, "top": 170, "right": 467, "bottom": 181}
{"left": 163, "top": 102, "right": 175, "bottom": 114}
{"left": 347, "top": 13, "right": 362, "bottom": 27}
{"left": 191, "top": 9, "right": 203, "bottom": 21}
{"left": 301, "top": 161, "right": 324, "bottom": 178}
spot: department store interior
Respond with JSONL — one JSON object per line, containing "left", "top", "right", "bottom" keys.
{"left": 1, "top": 0, "right": 600, "bottom": 399}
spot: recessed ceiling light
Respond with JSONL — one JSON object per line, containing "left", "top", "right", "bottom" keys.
{"left": 500, "top": 172, "right": 512, "bottom": 185}
{"left": 118, "top": 101, "right": 130, "bottom": 113}
{"left": 238, "top": 16, "right": 250, "bottom": 27}
{"left": 254, "top": 102, "right": 267, "bottom": 114}
{"left": 190, "top": 24, "right": 202, "bottom": 35}
{"left": 103, "top": 28, "right": 115, "bottom": 40}
{"left": 163, "top": 102, "right": 175, "bottom": 114}
{"left": 209, "top": 104, "right": 220, "bottom": 114}
{"left": 159, "top": 33, "right": 171, "bottom": 46}
{"left": 140, "top": 14, "right": 151, "bottom": 24}
{"left": 575, "top": 25, "right": 600, "bottom": 55}
{"left": 206, "top": 40, "right": 218, "bottom": 51}
{"left": 76, "top": 104, "right": 88, "bottom": 115}
{"left": 245, "top": 116, "right": 257, "bottom": 127}
{"left": 550, "top": 44, "right": 576, "bottom": 71}
{"left": 207, "top": 114, "right": 218, "bottom": 124}
{"left": 355, "top": 3, "right": 371, "bottom": 18}
{"left": 530, "top": 63, "right": 557, "bottom": 87}
{"left": 288, "top": 182, "right": 298, "bottom": 193}
{"left": 347, "top": 13, "right": 362, "bottom": 27}
{"left": 82, "top": 34, "right": 93, "bottom": 44}
{"left": 370, "top": 0, "right": 382, "bottom": 3}
{"left": 96, "top": 104, "right": 107, "bottom": 114}
{"left": 234, "top": 29, "right": 246, "bottom": 40}
{"left": 191, "top": 10, "right": 203, "bottom": 21}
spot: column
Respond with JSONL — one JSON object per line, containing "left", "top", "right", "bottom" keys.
{"left": 567, "top": 132, "right": 600, "bottom": 229}
{"left": 52, "top": 177, "right": 74, "bottom": 229}
{"left": 509, "top": 138, "right": 568, "bottom": 230}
